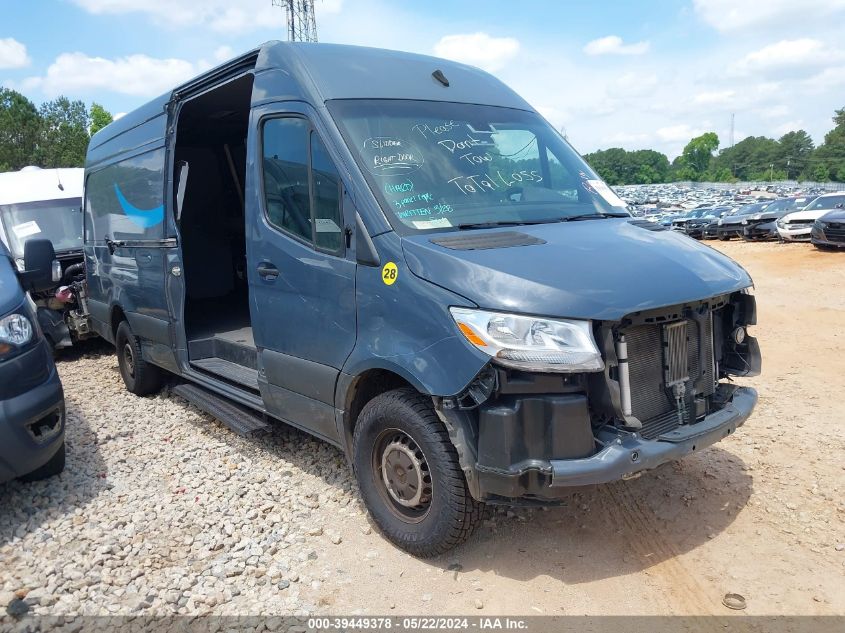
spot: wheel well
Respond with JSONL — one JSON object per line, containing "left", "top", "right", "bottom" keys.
{"left": 343, "top": 369, "right": 413, "bottom": 449}
{"left": 110, "top": 306, "right": 127, "bottom": 339}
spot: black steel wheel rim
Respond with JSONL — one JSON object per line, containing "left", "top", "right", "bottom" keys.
{"left": 372, "top": 428, "right": 433, "bottom": 523}
{"left": 123, "top": 343, "right": 135, "bottom": 378}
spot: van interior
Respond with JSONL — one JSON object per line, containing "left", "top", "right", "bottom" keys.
{"left": 174, "top": 74, "right": 259, "bottom": 391}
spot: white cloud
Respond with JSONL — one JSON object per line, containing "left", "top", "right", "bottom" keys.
{"left": 113, "top": 112, "right": 126, "bottom": 120}
{"left": 773, "top": 120, "right": 804, "bottom": 136}
{"left": 693, "top": 0, "right": 845, "bottom": 32}
{"left": 71, "top": 0, "right": 345, "bottom": 34}
{"left": 583, "top": 35, "right": 649, "bottom": 56}
{"left": 24, "top": 52, "right": 201, "bottom": 97}
{"left": 657, "top": 124, "right": 704, "bottom": 143}
{"left": 616, "top": 72, "right": 658, "bottom": 96}
{"left": 756, "top": 104, "right": 789, "bottom": 119}
{"left": 213, "top": 45, "right": 234, "bottom": 62}
{"left": 0, "top": 38, "right": 31, "bottom": 69}
{"left": 433, "top": 32, "right": 520, "bottom": 72}
{"left": 693, "top": 90, "right": 734, "bottom": 105}
{"left": 731, "top": 39, "right": 844, "bottom": 78}
{"left": 602, "top": 131, "right": 650, "bottom": 145}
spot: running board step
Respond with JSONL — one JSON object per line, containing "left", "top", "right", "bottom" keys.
{"left": 171, "top": 383, "right": 270, "bottom": 436}
{"left": 191, "top": 357, "right": 259, "bottom": 390}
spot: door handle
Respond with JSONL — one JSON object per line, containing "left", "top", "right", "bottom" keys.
{"left": 256, "top": 261, "right": 279, "bottom": 280}
{"left": 105, "top": 237, "right": 125, "bottom": 254}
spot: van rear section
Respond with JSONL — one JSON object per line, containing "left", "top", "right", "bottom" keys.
{"left": 84, "top": 41, "right": 759, "bottom": 557}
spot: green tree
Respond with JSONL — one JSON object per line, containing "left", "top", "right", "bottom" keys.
{"left": 812, "top": 163, "right": 830, "bottom": 182}
{"left": 583, "top": 147, "right": 669, "bottom": 185}
{"left": 813, "top": 107, "right": 845, "bottom": 182}
{"left": 776, "top": 130, "right": 814, "bottom": 179}
{"left": 712, "top": 136, "right": 779, "bottom": 181}
{"left": 89, "top": 102, "right": 113, "bottom": 136}
{"left": 38, "top": 97, "right": 90, "bottom": 167}
{"left": 680, "top": 132, "right": 719, "bottom": 179}
{"left": 0, "top": 87, "right": 41, "bottom": 171}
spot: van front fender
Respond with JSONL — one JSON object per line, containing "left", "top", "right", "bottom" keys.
{"left": 340, "top": 335, "right": 488, "bottom": 399}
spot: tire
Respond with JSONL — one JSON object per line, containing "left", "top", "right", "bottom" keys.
{"left": 20, "top": 440, "right": 65, "bottom": 482}
{"left": 352, "top": 388, "right": 482, "bottom": 557}
{"left": 115, "top": 321, "right": 163, "bottom": 396}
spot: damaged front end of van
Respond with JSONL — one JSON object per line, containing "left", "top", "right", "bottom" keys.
{"left": 434, "top": 291, "right": 759, "bottom": 502}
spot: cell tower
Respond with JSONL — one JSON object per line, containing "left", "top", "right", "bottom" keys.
{"left": 272, "top": 0, "right": 318, "bottom": 42}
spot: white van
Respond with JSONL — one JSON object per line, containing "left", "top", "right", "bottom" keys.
{"left": 0, "top": 167, "right": 92, "bottom": 348}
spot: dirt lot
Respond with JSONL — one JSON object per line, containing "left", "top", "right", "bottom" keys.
{"left": 1, "top": 240, "right": 843, "bottom": 617}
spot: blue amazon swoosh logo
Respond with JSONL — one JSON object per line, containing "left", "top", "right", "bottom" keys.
{"left": 114, "top": 184, "right": 164, "bottom": 229}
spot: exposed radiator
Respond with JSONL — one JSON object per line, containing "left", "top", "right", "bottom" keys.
{"left": 621, "top": 310, "right": 717, "bottom": 437}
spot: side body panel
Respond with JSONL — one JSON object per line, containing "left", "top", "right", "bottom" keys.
{"left": 340, "top": 231, "right": 490, "bottom": 399}
{"left": 84, "top": 140, "right": 174, "bottom": 352}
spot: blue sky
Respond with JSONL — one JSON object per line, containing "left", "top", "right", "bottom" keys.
{"left": 2, "top": 0, "right": 844, "bottom": 158}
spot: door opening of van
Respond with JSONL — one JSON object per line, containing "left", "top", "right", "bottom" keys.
{"left": 173, "top": 73, "right": 258, "bottom": 390}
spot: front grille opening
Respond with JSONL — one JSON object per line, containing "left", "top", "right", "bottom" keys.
{"left": 27, "top": 410, "right": 62, "bottom": 442}
{"left": 620, "top": 308, "right": 717, "bottom": 439}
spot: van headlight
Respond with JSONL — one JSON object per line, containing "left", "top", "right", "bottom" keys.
{"left": 449, "top": 307, "right": 604, "bottom": 373}
{"left": 0, "top": 313, "right": 33, "bottom": 358}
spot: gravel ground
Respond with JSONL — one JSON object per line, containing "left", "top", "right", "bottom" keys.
{"left": 1, "top": 240, "right": 843, "bottom": 619}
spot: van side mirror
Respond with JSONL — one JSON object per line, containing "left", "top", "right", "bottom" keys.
{"left": 175, "top": 160, "right": 189, "bottom": 222}
{"left": 19, "top": 238, "right": 60, "bottom": 293}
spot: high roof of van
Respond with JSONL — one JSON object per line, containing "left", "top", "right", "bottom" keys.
{"left": 89, "top": 41, "right": 534, "bottom": 153}
{"left": 0, "top": 167, "right": 84, "bottom": 206}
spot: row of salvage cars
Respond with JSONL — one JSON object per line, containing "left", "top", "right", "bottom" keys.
{"left": 658, "top": 193, "right": 845, "bottom": 248}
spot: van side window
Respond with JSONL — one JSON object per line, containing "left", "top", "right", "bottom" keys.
{"left": 310, "top": 132, "right": 343, "bottom": 252}
{"left": 84, "top": 148, "right": 166, "bottom": 243}
{"left": 262, "top": 118, "right": 312, "bottom": 243}
{"left": 262, "top": 118, "right": 344, "bottom": 254}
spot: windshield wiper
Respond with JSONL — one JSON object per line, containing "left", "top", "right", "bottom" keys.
{"left": 456, "top": 220, "right": 536, "bottom": 230}
{"left": 558, "top": 212, "right": 630, "bottom": 222}
{"left": 456, "top": 212, "right": 628, "bottom": 230}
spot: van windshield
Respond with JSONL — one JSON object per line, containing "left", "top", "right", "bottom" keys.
{"left": 328, "top": 100, "right": 628, "bottom": 234}
{"left": 0, "top": 198, "right": 83, "bottom": 258}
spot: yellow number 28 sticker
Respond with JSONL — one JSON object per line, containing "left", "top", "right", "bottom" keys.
{"left": 382, "top": 261, "right": 398, "bottom": 285}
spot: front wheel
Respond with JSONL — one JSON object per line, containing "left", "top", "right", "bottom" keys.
{"left": 115, "top": 321, "right": 163, "bottom": 396}
{"left": 352, "top": 388, "right": 482, "bottom": 557}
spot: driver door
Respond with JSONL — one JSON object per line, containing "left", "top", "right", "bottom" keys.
{"left": 245, "top": 102, "right": 356, "bottom": 442}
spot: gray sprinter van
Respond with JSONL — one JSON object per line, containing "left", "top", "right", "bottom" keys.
{"left": 84, "top": 42, "right": 760, "bottom": 556}
{"left": 0, "top": 239, "right": 66, "bottom": 483}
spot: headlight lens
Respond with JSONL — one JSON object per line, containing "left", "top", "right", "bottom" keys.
{"left": 449, "top": 308, "right": 604, "bottom": 373}
{"left": 0, "top": 313, "right": 33, "bottom": 347}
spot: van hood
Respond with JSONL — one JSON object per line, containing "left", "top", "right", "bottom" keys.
{"left": 401, "top": 219, "right": 752, "bottom": 321}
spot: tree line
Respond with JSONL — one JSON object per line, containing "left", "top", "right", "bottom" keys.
{"left": 584, "top": 106, "right": 845, "bottom": 184}
{"left": 0, "top": 87, "right": 114, "bottom": 172}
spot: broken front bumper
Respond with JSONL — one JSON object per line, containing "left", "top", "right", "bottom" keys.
{"left": 474, "top": 386, "right": 757, "bottom": 500}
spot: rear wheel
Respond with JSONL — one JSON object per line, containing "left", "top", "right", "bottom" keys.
{"left": 352, "top": 388, "right": 482, "bottom": 557}
{"left": 115, "top": 321, "right": 163, "bottom": 396}
{"left": 20, "top": 440, "right": 65, "bottom": 482}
